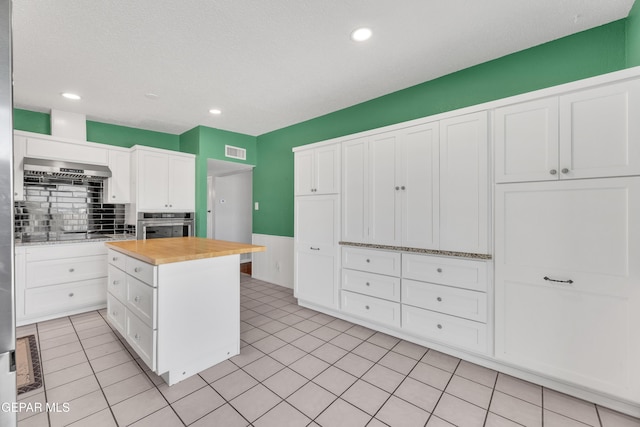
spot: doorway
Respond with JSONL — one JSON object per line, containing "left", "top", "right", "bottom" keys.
{"left": 207, "top": 159, "right": 254, "bottom": 270}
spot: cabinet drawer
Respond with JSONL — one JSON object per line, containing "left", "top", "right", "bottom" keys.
{"left": 25, "top": 278, "right": 106, "bottom": 317}
{"left": 126, "top": 310, "right": 156, "bottom": 371}
{"left": 341, "top": 290, "right": 401, "bottom": 328}
{"left": 26, "top": 255, "right": 107, "bottom": 288}
{"left": 107, "top": 265, "right": 127, "bottom": 302}
{"left": 107, "top": 249, "right": 127, "bottom": 271}
{"left": 402, "top": 279, "right": 487, "bottom": 322}
{"left": 402, "top": 254, "right": 488, "bottom": 292}
{"left": 342, "top": 247, "right": 401, "bottom": 276}
{"left": 127, "top": 276, "right": 156, "bottom": 328}
{"left": 402, "top": 305, "right": 487, "bottom": 354}
{"left": 106, "top": 294, "right": 126, "bottom": 335}
{"left": 342, "top": 269, "right": 400, "bottom": 302}
{"left": 126, "top": 257, "right": 156, "bottom": 286}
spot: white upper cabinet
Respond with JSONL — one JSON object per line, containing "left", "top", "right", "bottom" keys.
{"left": 439, "top": 112, "right": 489, "bottom": 254}
{"left": 105, "top": 148, "right": 130, "bottom": 204}
{"left": 494, "top": 97, "right": 559, "bottom": 183}
{"left": 24, "top": 134, "right": 109, "bottom": 165}
{"left": 135, "top": 147, "right": 195, "bottom": 212}
{"left": 13, "top": 134, "right": 26, "bottom": 201}
{"left": 294, "top": 144, "right": 339, "bottom": 195}
{"left": 342, "top": 123, "right": 440, "bottom": 249}
{"left": 495, "top": 79, "right": 640, "bottom": 183}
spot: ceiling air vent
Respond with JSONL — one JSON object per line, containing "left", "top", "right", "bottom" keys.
{"left": 225, "top": 145, "right": 246, "bottom": 160}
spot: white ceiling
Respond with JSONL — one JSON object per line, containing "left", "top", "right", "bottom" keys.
{"left": 12, "top": 0, "right": 635, "bottom": 137}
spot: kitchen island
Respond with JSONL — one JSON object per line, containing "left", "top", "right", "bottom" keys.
{"left": 105, "top": 237, "right": 265, "bottom": 386}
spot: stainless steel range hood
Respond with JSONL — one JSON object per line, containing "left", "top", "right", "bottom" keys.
{"left": 23, "top": 157, "right": 112, "bottom": 179}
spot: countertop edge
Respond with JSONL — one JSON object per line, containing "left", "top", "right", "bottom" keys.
{"left": 339, "top": 241, "right": 492, "bottom": 260}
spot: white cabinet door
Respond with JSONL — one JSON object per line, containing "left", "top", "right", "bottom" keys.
{"left": 106, "top": 149, "right": 131, "bottom": 204}
{"left": 138, "top": 151, "right": 169, "bottom": 210}
{"left": 314, "top": 144, "right": 339, "bottom": 194}
{"left": 494, "top": 97, "right": 559, "bottom": 183}
{"left": 495, "top": 178, "right": 640, "bottom": 402}
{"left": 439, "top": 111, "right": 489, "bottom": 254}
{"left": 294, "top": 150, "right": 314, "bottom": 195}
{"left": 559, "top": 79, "right": 640, "bottom": 180}
{"left": 400, "top": 122, "right": 440, "bottom": 250}
{"left": 294, "top": 195, "right": 339, "bottom": 309}
{"left": 13, "top": 135, "right": 25, "bottom": 201}
{"left": 369, "top": 132, "right": 400, "bottom": 246}
{"left": 168, "top": 154, "right": 195, "bottom": 210}
{"left": 342, "top": 137, "right": 368, "bottom": 243}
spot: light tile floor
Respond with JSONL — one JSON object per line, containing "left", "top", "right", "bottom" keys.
{"left": 15, "top": 275, "right": 640, "bottom": 427}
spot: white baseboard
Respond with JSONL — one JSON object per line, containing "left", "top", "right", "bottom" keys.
{"left": 251, "top": 234, "right": 294, "bottom": 289}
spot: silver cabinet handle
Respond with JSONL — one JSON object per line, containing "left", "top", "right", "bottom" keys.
{"left": 436, "top": 268, "right": 442, "bottom": 273}
{"left": 68, "top": 293, "right": 74, "bottom": 297}
{"left": 437, "top": 297, "right": 442, "bottom": 302}
{"left": 112, "top": 256, "right": 118, "bottom": 261}
{"left": 544, "top": 276, "right": 574, "bottom": 284}
{"left": 134, "top": 334, "right": 140, "bottom": 341}
{"left": 437, "top": 324, "right": 443, "bottom": 329}
{"left": 310, "top": 247, "right": 320, "bottom": 251}
{"left": 365, "top": 305, "right": 370, "bottom": 310}
{"left": 395, "top": 186, "right": 400, "bottom": 190}
{"left": 550, "top": 169, "right": 557, "bottom": 175}
{"left": 366, "top": 259, "right": 370, "bottom": 263}
{"left": 112, "top": 311, "right": 118, "bottom": 316}
{"left": 112, "top": 280, "right": 120, "bottom": 285}
{"left": 365, "top": 282, "right": 370, "bottom": 287}
{"left": 134, "top": 295, "right": 141, "bottom": 303}
{"left": 169, "top": 204, "right": 173, "bottom": 207}
{"left": 112, "top": 195, "right": 116, "bottom": 198}
{"left": 561, "top": 168, "right": 570, "bottom": 174}
{"left": 134, "top": 267, "right": 142, "bottom": 273}
{"left": 69, "top": 268, "right": 75, "bottom": 272}
{"left": 401, "top": 186, "right": 406, "bottom": 190}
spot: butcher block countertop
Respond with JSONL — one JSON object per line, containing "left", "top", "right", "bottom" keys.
{"left": 105, "top": 237, "right": 265, "bottom": 265}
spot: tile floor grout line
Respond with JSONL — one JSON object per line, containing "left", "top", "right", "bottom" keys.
{"left": 34, "top": 321, "right": 54, "bottom": 427}
{"left": 480, "top": 365, "right": 499, "bottom": 427}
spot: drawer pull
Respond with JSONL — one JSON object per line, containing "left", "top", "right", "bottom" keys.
{"left": 436, "top": 268, "right": 442, "bottom": 273}
{"left": 437, "top": 324, "right": 443, "bottom": 329}
{"left": 68, "top": 293, "right": 74, "bottom": 297}
{"left": 134, "top": 267, "right": 142, "bottom": 273}
{"left": 112, "top": 311, "right": 118, "bottom": 316}
{"left": 69, "top": 268, "right": 75, "bottom": 273}
{"left": 134, "top": 295, "right": 141, "bottom": 303}
{"left": 134, "top": 333, "right": 140, "bottom": 341}
{"left": 561, "top": 168, "right": 570, "bottom": 174}
{"left": 310, "top": 247, "right": 320, "bottom": 251}
{"left": 112, "top": 257, "right": 118, "bottom": 261}
{"left": 437, "top": 297, "right": 442, "bottom": 302}
{"left": 543, "top": 276, "right": 574, "bottom": 285}
{"left": 365, "top": 305, "right": 370, "bottom": 310}
{"left": 112, "top": 280, "right": 120, "bottom": 285}
{"left": 366, "top": 259, "right": 370, "bottom": 263}
{"left": 365, "top": 282, "right": 370, "bottom": 287}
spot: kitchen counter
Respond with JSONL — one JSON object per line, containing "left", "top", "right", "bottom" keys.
{"left": 15, "top": 233, "right": 137, "bottom": 246}
{"left": 105, "top": 236, "right": 265, "bottom": 265}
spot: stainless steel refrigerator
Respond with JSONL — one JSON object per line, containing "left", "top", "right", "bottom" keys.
{"left": 0, "top": 0, "right": 16, "bottom": 426}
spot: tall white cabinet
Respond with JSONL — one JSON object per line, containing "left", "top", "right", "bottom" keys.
{"left": 293, "top": 143, "right": 340, "bottom": 310}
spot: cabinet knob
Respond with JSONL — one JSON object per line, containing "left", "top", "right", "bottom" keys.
{"left": 366, "top": 282, "right": 370, "bottom": 286}
{"left": 549, "top": 169, "right": 557, "bottom": 175}
{"left": 561, "top": 168, "right": 570, "bottom": 174}
{"left": 165, "top": 204, "right": 168, "bottom": 207}
{"left": 437, "top": 297, "right": 442, "bottom": 302}
{"left": 69, "top": 268, "right": 75, "bottom": 273}
{"left": 366, "top": 259, "right": 370, "bottom": 263}
{"left": 112, "top": 311, "right": 118, "bottom": 316}
{"left": 401, "top": 186, "right": 406, "bottom": 190}
{"left": 365, "top": 305, "right": 370, "bottom": 310}
{"left": 112, "top": 257, "right": 118, "bottom": 261}
{"left": 113, "top": 280, "right": 120, "bottom": 285}
{"left": 14, "top": 192, "right": 17, "bottom": 196}
{"left": 134, "top": 267, "right": 142, "bottom": 273}
{"left": 436, "top": 268, "right": 442, "bottom": 273}
{"left": 112, "top": 195, "right": 116, "bottom": 198}
{"left": 437, "top": 324, "right": 443, "bottom": 329}
{"left": 134, "top": 295, "right": 141, "bottom": 303}
{"left": 68, "top": 293, "right": 74, "bottom": 297}
{"left": 395, "top": 186, "right": 400, "bottom": 190}
{"left": 134, "top": 334, "right": 140, "bottom": 341}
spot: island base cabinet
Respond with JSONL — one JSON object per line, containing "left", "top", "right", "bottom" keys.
{"left": 156, "top": 255, "right": 240, "bottom": 386}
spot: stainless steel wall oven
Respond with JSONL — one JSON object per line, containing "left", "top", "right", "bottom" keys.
{"left": 137, "top": 212, "right": 195, "bottom": 240}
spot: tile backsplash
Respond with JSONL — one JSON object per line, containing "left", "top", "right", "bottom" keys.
{"left": 14, "top": 177, "right": 130, "bottom": 241}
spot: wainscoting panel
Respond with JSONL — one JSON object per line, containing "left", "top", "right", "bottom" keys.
{"left": 251, "top": 234, "right": 294, "bottom": 289}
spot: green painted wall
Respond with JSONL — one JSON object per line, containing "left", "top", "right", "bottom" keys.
{"left": 628, "top": 0, "right": 640, "bottom": 66}
{"left": 13, "top": 109, "right": 50, "bottom": 134}
{"left": 253, "top": 20, "right": 629, "bottom": 238}
{"left": 86, "top": 121, "right": 180, "bottom": 151}
{"left": 179, "top": 126, "right": 257, "bottom": 237}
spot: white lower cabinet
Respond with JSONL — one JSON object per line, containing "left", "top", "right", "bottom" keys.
{"left": 15, "top": 242, "right": 108, "bottom": 325}
{"left": 107, "top": 250, "right": 241, "bottom": 386}
{"left": 341, "top": 290, "right": 401, "bottom": 328}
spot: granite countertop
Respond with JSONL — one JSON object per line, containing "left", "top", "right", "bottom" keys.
{"left": 339, "top": 241, "right": 492, "bottom": 260}
{"left": 106, "top": 237, "right": 266, "bottom": 265}
{"left": 15, "top": 233, "right": 137, "bottom": 246}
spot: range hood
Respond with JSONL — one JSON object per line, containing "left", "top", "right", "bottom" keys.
{"left": 23, "top": 157, "right": 112, "bottom": 179}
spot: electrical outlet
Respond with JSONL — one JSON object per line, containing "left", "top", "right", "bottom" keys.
{"left": 254, "top": 202, "right": 259, "bottom": 210}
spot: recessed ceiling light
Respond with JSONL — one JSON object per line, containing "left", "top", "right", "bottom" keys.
{"left": 61, "top": 92, "right": 81, "bottom": 100}
{"left": 351, "top": 27, "right": 372, "bottom": 42}
{"left": 209, "top": 109, "right": 222, "bottom": 115}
